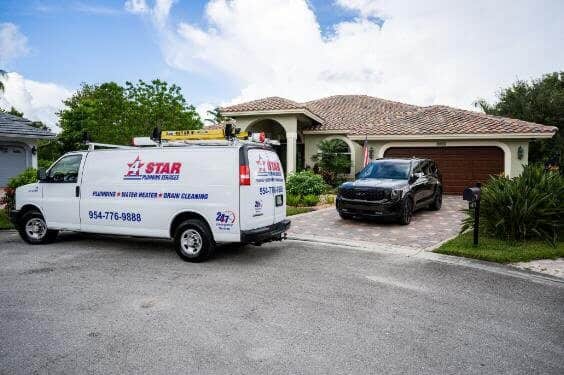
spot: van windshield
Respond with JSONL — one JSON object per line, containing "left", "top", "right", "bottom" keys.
{"left": 357, "top": 160, "right": 411, "bottom": 180}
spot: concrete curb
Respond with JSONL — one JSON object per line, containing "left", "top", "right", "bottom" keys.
{"left": 286, "top": 236, "right": 564, "bottom": 286}
{"left": 287, "top": 206, "right": 334, "bottom": 219}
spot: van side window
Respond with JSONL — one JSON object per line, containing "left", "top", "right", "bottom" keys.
{"left": 48, "top": 155, "right": 82, "bottom": 183}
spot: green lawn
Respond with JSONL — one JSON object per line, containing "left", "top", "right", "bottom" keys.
{"left": 435, "top": 232, "right": 564, "bottom": 263}
{"left": 287, "top": 206, "right": 314, "bottom": 216}
{"left": 0, "top": 209, "right": 14, "bottom": 230}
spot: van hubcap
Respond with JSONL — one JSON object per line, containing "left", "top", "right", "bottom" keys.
{"left": 25, "top": 218, "right": 47, "bottom": 240}
{"left": 180, "top": 229, "right": 203, "bottom": 255}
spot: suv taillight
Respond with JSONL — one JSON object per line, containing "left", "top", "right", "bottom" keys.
{"left": 239, "top": 165, "right": 250, "bottom": 186}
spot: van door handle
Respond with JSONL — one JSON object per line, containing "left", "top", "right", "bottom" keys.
{"left": 75, "top": 186, "right": 80, "bottom": 197}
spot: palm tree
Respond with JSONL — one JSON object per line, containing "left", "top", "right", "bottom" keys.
{"left": 0, "top": 69, "right": 6, "bottom": 93}
{"left": 204, "top": 107, "right": 226, "bottom": 126}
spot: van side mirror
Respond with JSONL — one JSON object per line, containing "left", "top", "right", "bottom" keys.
{"left": 37, "top": 168, "right": 48, "bottom": 182}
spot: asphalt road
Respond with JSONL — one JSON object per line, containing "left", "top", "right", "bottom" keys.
{"left": 1, "top": 231, "right": 563, "bottom": 374}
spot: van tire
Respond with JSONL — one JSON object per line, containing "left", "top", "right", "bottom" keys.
{"left": 18, "top": 210, "right": 58, "bottom": 244}
{"left": 174, "top": 219, "right": 215, "bottom": 262}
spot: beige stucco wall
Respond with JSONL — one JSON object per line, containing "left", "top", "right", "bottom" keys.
{"left": 303, "top": 133, "right": 362, "bottom": 176}
{"left": 227, "top": 113, "right": 531, "bottom": 178}
{"left": 232, "top": 114, "right": 298, "bottom": 134}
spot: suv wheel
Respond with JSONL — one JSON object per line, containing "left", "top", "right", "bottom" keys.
{"left": 399, "top": 198, "right": 413, "bottom": 225}
{"left": 18, "top": 210, "right": 58, "bottom": 244}
{"left": 430, "top": 188, "right": 443, "bottom": 211}
{"left": 174, "top": 219, "right": 215, "bottom": 262}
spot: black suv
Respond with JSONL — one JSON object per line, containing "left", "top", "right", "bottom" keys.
{"left": 336, "top": 158, "right": 442, "bottom": 224}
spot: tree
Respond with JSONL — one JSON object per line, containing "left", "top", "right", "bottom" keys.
{"left": 475, "top": 72, "right": 564, "bottom": 164}
{"left": 0, "top": 69, "right": 6, "bottom": 93}
{"left": 204, "top": 107, "right": 227, "bottom": 126}
{"left": 58, "top": 79, "right": 202, "bottom": 152}
{"left": 0, "top": 106, "right": 24, "bottom": 117}
{"left": 311, "top": 138, "right": 352, "bottom": 186}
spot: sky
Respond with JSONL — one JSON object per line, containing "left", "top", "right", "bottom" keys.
{"left": 0, "top": 0, "right": 563, "bottom": 132}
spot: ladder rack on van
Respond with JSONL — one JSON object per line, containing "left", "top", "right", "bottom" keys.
{"left": 87, "top": 142, "right": 137, "bottom": 151}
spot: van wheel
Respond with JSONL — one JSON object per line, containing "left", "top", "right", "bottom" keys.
{"left": 18, "top": 210, "right": 58, "bottom": 244}
{"left": 174, "top": 219, "right": 215, "bottom": 262}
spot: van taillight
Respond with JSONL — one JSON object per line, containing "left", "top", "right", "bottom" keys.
{"left": 239, "top": 165, "right": 251, "bottom": 186}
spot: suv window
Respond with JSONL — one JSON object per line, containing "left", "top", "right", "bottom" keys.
{"left": 427, "top": 161, "right": 437, "bottom": 176}
{"left": 48, "top": 154, "right": 82, "bottom": 183}
{"left": 412, "top": 161, "right": 423, "bottom": 174}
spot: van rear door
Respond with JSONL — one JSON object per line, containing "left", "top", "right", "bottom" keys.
{"left": 239, "top": 146, "right": 285, "bottom": 230}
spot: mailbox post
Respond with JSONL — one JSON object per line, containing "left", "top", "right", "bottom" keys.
{"left": 463, "top": 182, "right": 481, "bottom": 246}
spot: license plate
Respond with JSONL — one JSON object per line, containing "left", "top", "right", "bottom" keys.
{"left": 275, "top": 194, "right": 284, "bottom": 206}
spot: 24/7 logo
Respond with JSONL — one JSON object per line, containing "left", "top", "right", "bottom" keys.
{"left": 215, "top": 210, "right": 236, "bottom": 231}
{"left": 124, "top": 155, "right": 182, "bottom": 181}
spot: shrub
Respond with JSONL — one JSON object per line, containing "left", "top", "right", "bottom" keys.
{"left": 325, "top": 195, "right": 335, "bottom": 205}
{"left": 311, "top": 139, "right": 352, "bottom": 186}
{"left": 286, "top": 170, "right": 326, "bottom": 197}
{"left": 0, "top": 168, "right": 37, "bottom": 214}
{"left": 302, "top": 194, "right": 320, "bottom": 207}
{"left": 286, "top": 194, "right": 302, "bottom": 207}
{"left": 462, "top": 164, "right": 563, "bottom": 246}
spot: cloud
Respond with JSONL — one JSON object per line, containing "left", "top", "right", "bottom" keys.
{"left": 125, "top": 0, "right": 175, "bottom": 27}
{"left": 72, "top": 3, "right": 122, "bottom": 15}
{"left": 133, "top": 0, "right": 564, "bottom": 110}
{"left": 125, "top": 0, "right": 149, "bottom": 14}
{"left": 0, "top": 72, "right": 72, "bottom": 132}
{"left": 0, "top": 23, "right": 30, "bottom": 66}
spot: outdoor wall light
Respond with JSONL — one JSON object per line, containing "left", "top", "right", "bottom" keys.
{"left": 517, "top": 146, "right": 524, "bottom": 160}
{"left": 31, "top": 146, "right": 37, "bottom": 155}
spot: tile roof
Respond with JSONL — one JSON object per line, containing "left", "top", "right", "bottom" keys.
{"left": 221, "top": 95, "right": 556, "bottom": 136}
{"left": 221, "top": 96, "right": 303, "bottom": 112}
{"left": 0, "top": 112, "right": 56, "bottom": 138}
{"left": 304, "top": 95, "right": 419, "bottom": 132}
{"left": 351, "top": 105, "right": 558, "bottom": 136}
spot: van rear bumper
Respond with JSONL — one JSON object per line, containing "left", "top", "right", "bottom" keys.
{"left": 241, "top": 219, "right": 291, "bottom": 244}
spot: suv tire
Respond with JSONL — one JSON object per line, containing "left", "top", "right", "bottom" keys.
{"left": 429, "top": 188, "right": 443, "bottom": 211}
{"left": 174, "top": 219, "right": 215, "bottom": 262}
{"left": 399, "top": 197, "right": 413, "bottom": 225}
{"left": 18, "top": 210, "right": 58, "bottom": 244}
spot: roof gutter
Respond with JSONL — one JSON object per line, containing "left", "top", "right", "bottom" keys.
{"left": 220, "top": 109, "right": 325, "bottom": 124}
{"left": 348, "top": 133, "right": 556, "bottom": 141}
{"left": 0, "top": 132, "right": 56, "bottom": 139}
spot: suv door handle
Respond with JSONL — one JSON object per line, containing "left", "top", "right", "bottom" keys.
{"left": 75, "top": 186, "right": 80, "bottom": 197}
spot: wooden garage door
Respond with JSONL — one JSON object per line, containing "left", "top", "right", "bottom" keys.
{"left": 383, "top": 147, "right": 504, "bottom": 194}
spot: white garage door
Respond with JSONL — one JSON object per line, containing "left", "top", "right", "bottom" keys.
{"left": 0, "top": 145, "right": 28, "bottom": 187}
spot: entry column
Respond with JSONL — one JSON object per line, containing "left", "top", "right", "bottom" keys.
{"left": 286, "top": 132, "right": 297, "bottom": 174}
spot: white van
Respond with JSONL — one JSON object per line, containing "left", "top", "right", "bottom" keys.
{"left": 10, "top": 141, "right": 290, "bottom": 262}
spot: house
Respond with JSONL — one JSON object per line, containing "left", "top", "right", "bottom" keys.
{"left": 220, "top": 95, "right": 557, "bottom": 193}
{"left": 0, "top": 112, "right": 55, "bottom": 188}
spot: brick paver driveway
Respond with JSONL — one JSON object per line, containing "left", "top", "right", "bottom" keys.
{"left": 288, "top": 196, "right": 466, "bottom": 249}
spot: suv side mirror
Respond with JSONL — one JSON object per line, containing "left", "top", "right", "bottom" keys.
{"left": 37, "top": 168, "right": 48, "bottom": 182}
{"left": 409, "top": 173, "right": 422, "bottom": 183}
